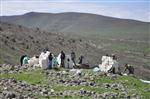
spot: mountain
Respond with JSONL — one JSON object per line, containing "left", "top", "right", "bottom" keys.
{"left": 1, "top": 12, "right": 149, "bottom": 56}
{"left": 1, "top": 12, "right": 149, "bottom": 41}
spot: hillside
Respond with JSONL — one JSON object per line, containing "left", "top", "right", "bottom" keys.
{"left": 0, "top": 22, "right": 150, "bottom": 80}
{"left": 0, "top": 22, "right": 106, "bottom": 65}
{"left": 1, "top": 12, "right": 149, "bottom": 41}
{"left": 1, "top": 12, "right": 149, "bottom": 56}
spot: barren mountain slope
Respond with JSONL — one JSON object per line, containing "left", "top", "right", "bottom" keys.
{"left": 0, "top": 22, "right": 150, "bottom": 79}
{"left": 0, "top": 22, "right": 105, "bottom": 65}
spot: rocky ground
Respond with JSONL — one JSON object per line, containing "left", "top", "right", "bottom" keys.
{"left": 0, "top": 64, "right": 150, "bottom": 99}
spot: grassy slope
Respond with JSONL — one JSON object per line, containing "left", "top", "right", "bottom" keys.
{"left": 0, "top": 69, "right": 150, "bottom": 99}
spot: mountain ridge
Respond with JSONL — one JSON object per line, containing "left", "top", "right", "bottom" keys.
{"left": 1, "top": 12, "right": 149, "bottom": 43}
{"left": 1, "top": 11, "right": 149, "bottom": 23}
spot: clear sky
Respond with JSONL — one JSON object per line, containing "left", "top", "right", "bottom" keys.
{"left": 0, "top": 0, "right": 149, "bottom": 22}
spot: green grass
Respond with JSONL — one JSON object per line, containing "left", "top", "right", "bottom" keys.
{"left": 35, "top": 95, "right": 91, "bottom": 99}
{"left": 94, "top": 76, "right": 150, "bottom": 99}
{"left": 0, "top": 69, "right": 47, "bottom": 85}
{"left": 0, "top": 69, "right": 150, "bottom": 99}
{"left": 52, "top": 85, "right": 113, "bottom": 93}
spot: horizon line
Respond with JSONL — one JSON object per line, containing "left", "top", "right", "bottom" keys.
{"left": 1, "top": 11, "right": 149, "bottom": 23}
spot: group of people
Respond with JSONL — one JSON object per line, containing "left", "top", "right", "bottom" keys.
{"left": 20, "top": 50, "right": 134, "bottom": 75}
{"left": 98, "top": 54, "right": 134, "bottom": 75}
{"left": 20, "top": 49, "right": 84, "bottom": 69}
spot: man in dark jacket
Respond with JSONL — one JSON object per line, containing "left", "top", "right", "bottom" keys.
{"left": 48, "top": 53, "right": 53, "bottom": 69}
{"left": 123, "top": 64, "right": 134, "bottom": 74}
{"left": 78, "top": 55, "right": 84, "bottom": 64}
{"left": 60, "top": 51, "right": 65, "bottom": 67}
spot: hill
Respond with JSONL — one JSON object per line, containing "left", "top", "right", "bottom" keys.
{"left": 0, "top": 21, "right": 104, "bottom": 65}
{"left": 1, "top": 12, "right": 149, "bottom": 56}
{"left": 0, "top": 22, "right": 150, "bottom": 79}
{"left": 1, "top": 12, "right": 149, "bottom": 41}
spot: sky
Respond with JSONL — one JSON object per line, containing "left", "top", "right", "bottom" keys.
{"left": 0, "top": 0, "right": 150, "bottom": 22}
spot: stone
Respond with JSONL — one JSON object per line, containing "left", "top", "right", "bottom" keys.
{"left": 50, "top": 89, "right": 54, "bottom": 93}
{"left": 105, "top": 83, "right": 110, "bottom": 88}
{"left": 144, "top": 88, "right": 150, "bottom": 92}
{"left": 4, "top": 91, "right": 16, "bottom": 99}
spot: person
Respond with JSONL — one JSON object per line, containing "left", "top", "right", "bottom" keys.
{"left": 71, "top": 50, "right": 76, "bottom": 66}
{"left": 39, "top": 48, "right": 50, "bottom": 69}
{"left": 60, "top": 51, "right": 65, "bottom": 67}
{"left": 20, "top": 55, "right": 27, "bottom": 66}
{"left": 52, "top": 55, "right": 58, "bottom": 68}
{"left": 67, "top": 58, "right": 70, "bottom": 68}
{"left": 28, "top": 55, "right": 39, "bottom": 67}
{"left": 109, "top": 54, "right": 120, "bottom": 74}
{"left": 22, "top": 55, "right": 29, "bottom": 65}
{"left": 78, "top": 55, "right": 84, "bottom": 64}
{"left": 65, "top": 54, "right": 74, "bottom": 69}
{"left": 48, "top": 53, "right": 53, "bottom": 69}
{"left": 123, "top": 63, "right": 134, "bottom": 74}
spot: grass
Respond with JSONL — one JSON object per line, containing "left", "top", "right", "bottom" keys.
{"left": 0, "top": 69, "right": 150, "bottom": 99}
{"left": 0, "top": 69, "right": 47, "bottom": 85}
{"left": 94, "top": 75, "right": 150, "bottom": 99}
{"left": 51, "top": 85, "right": 114, "bottom": 93}
{"left": 35, "top": 95, "right": 91, "bottom": 99}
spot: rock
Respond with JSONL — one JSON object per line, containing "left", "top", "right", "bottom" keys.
{"left": 119, "top": 92, "right": 128, "bottom": 98}
{"left": 4, "top": 87, "right": 8, "bottom": 90}
{"left": 45, "top": 71, "right": 49, "bottom": 75}
{"left": 101, "top": 92, "right": 118, "bottom": 99}
{"left": 3, "top": 91, "right": 16, "bottom": 99}
{"left": 89, "top": 82, "right": 95, "bottom": 86}
{"left": 105, "top": 83, "right": 110, "bottom": 88}
{"left": 50, "top": 89, "right": 54, "bottom": 93}
{"left": 41, "top": 88, "right": 49, "bottom": 96}
{"left": 144, "top": 88, "right": 150, "bottom": 92}
{"left": 11, "top": 78, "right": 17, "bottom": 83}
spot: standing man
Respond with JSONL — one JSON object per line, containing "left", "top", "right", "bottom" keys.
{"left": 60, "top": 51, "right": 65, "bottom": 67}
{"left": 71, "top": 50, "right": 76, "bottom": 66}
{"left": 48, "top": 53, "right": 53, "bottom": 69}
